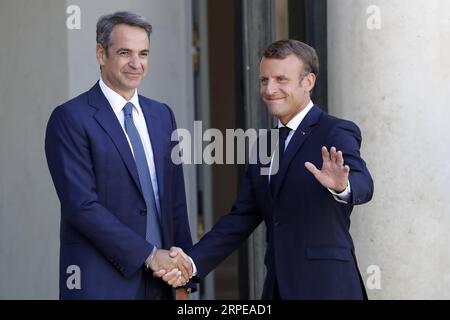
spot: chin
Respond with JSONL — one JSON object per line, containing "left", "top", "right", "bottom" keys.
{"left": 267, "top": 105, "right": 286, "bottom": 118}
{"left": 124, "top": 80, "right": 142, "bottom": 89}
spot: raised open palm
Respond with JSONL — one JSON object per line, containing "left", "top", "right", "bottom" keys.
{"left": 305, "top": 146, "right": 349, "bottom": 193}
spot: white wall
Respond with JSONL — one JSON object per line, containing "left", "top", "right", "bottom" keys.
{"left": 328, "top": 0, "right": 450, "bottom": 299}
{"left": 0, "top": 0, "right": 68, "bottom": 299}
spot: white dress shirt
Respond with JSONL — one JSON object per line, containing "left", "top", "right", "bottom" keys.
{"left": 99, "top": 78, "right": 161, "bottom": 214}
{"left": 269, "top": 100, "right": 351, "bottom": 203}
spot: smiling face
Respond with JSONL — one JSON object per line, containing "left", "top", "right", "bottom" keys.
{"left": 96, "top": 24, "right": 149, "bottom": 100}
{"left": 259, "top": 54, "right": 316, "bottom": 125}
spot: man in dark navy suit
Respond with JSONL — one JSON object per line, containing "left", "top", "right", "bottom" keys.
{"left": 45, "top": 11, "right": 194, "bottom": 300}
{"left": 157, "top": 40, "right": 373, "bottom": 299}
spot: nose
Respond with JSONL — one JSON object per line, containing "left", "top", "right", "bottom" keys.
{"left": 128, "top": 55, "right": 139, "bottom": 69}
{"left": 264, "top": 80, "right": 277, "bottom": 95}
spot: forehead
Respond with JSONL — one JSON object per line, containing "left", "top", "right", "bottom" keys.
{"left": 109, "top": 24, "right": 149, "bottom": 49}
{"left": 260, "top": 54, "right": 304, "bottom": 75}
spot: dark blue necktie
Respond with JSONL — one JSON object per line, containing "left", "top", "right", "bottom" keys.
{"left": 270, "top": 126, "right": 292, "bottom": 194}
{"left": 123, "top": 102, "right": 162, "bottom": 249}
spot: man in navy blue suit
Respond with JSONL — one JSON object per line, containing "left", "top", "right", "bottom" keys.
{"left": 157, "top": 40, "right": 374, "bottom": 299}
{"left": 45, "top": 11, "right": 194, "bottom": 300}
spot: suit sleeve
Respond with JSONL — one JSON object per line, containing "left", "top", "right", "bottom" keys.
{"left": 187, "top": 166, "right": 263, "bottom": 279}
{"left": 326, "top": 120, "right": 374, "bottom": 205}
{"left": 45, "top": 106, "right": 153, "bottom": 278}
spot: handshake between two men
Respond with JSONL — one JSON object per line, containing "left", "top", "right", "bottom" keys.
{"left": 145, "top": 146, "right": 353, "bottom": 289}
{"left": 147, "top": 247, "right": 193, "bottom": 288}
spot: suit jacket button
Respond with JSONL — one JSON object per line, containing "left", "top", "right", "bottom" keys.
{"left": 274, "top": 221, "right": 280, "bottom": 227}
{"left": 140, "top": 209, "right": 147, "bottom": 216}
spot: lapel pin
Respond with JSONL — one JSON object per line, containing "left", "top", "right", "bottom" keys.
{"left": 301, "top": 131, "right": 306, "bottom": 136}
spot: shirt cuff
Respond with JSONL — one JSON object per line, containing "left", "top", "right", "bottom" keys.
{"left": 188, "top": 256, "right": 198, "bottom": 277}
{"left": 328, "top": 181, "right": 351, "bottom": 204}
{"left": 144, "top": 246, "right": 158, "bottom": 270}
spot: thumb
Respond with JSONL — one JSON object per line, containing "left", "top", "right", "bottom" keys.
{"left": 305, "top": 162, "right": 320, "bottom": 176}
{"left": 169, "top": 246, "right": 180, "bottom": 258}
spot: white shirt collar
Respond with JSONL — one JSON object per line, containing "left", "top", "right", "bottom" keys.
{"left": 277, "top": 100, "right": 314, "bottom": 131}
{"left": 99, "top": 78, "right": 141, "bottom": 116}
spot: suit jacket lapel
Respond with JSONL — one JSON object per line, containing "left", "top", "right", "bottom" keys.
{"left": 140, "top": 96, "right": 165, "bottom": 207}
{"left": 89, "top": 82, "right": 143, "bottom": 196}
{"left": 272, "top": 106, "right": 323, "bottom": 198}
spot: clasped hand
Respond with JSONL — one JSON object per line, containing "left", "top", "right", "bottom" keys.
{"left": 149, "top": 247, "right": 193, "bottom": 288}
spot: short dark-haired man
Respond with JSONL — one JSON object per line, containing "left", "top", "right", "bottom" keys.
{"left": 45, "top": 11, "right": 195, "bottom": 300}
{"left": 158, "top": 40, "right": 373, "bottom": 300}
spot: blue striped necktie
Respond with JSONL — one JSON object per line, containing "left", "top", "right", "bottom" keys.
{"left": 123, "top": 102, "right": 162, "bottom": 249}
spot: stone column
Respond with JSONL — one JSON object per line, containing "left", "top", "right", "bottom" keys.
{"left": 328, "top": 0, "right": 450, "bottom": 299}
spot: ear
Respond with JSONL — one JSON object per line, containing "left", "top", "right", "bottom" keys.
{"left": 303, "top": 73, "right": 317, "bottom": 93}
{"left": 96, "top": 43, "right": 106, "bottom": 67}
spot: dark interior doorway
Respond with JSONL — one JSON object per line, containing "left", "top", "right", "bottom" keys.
{"left": 193, "top": 0, "right": 243, "bottom": 300}
{"left": 193, "top": 0, "right": 327, "bottom": 300}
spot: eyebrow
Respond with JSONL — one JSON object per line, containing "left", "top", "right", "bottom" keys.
{"left": 115, "top": 48, "right": 149, "bottom": 54}
{"left": 259, "top": 75, "right": 289, "bottom": 79}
